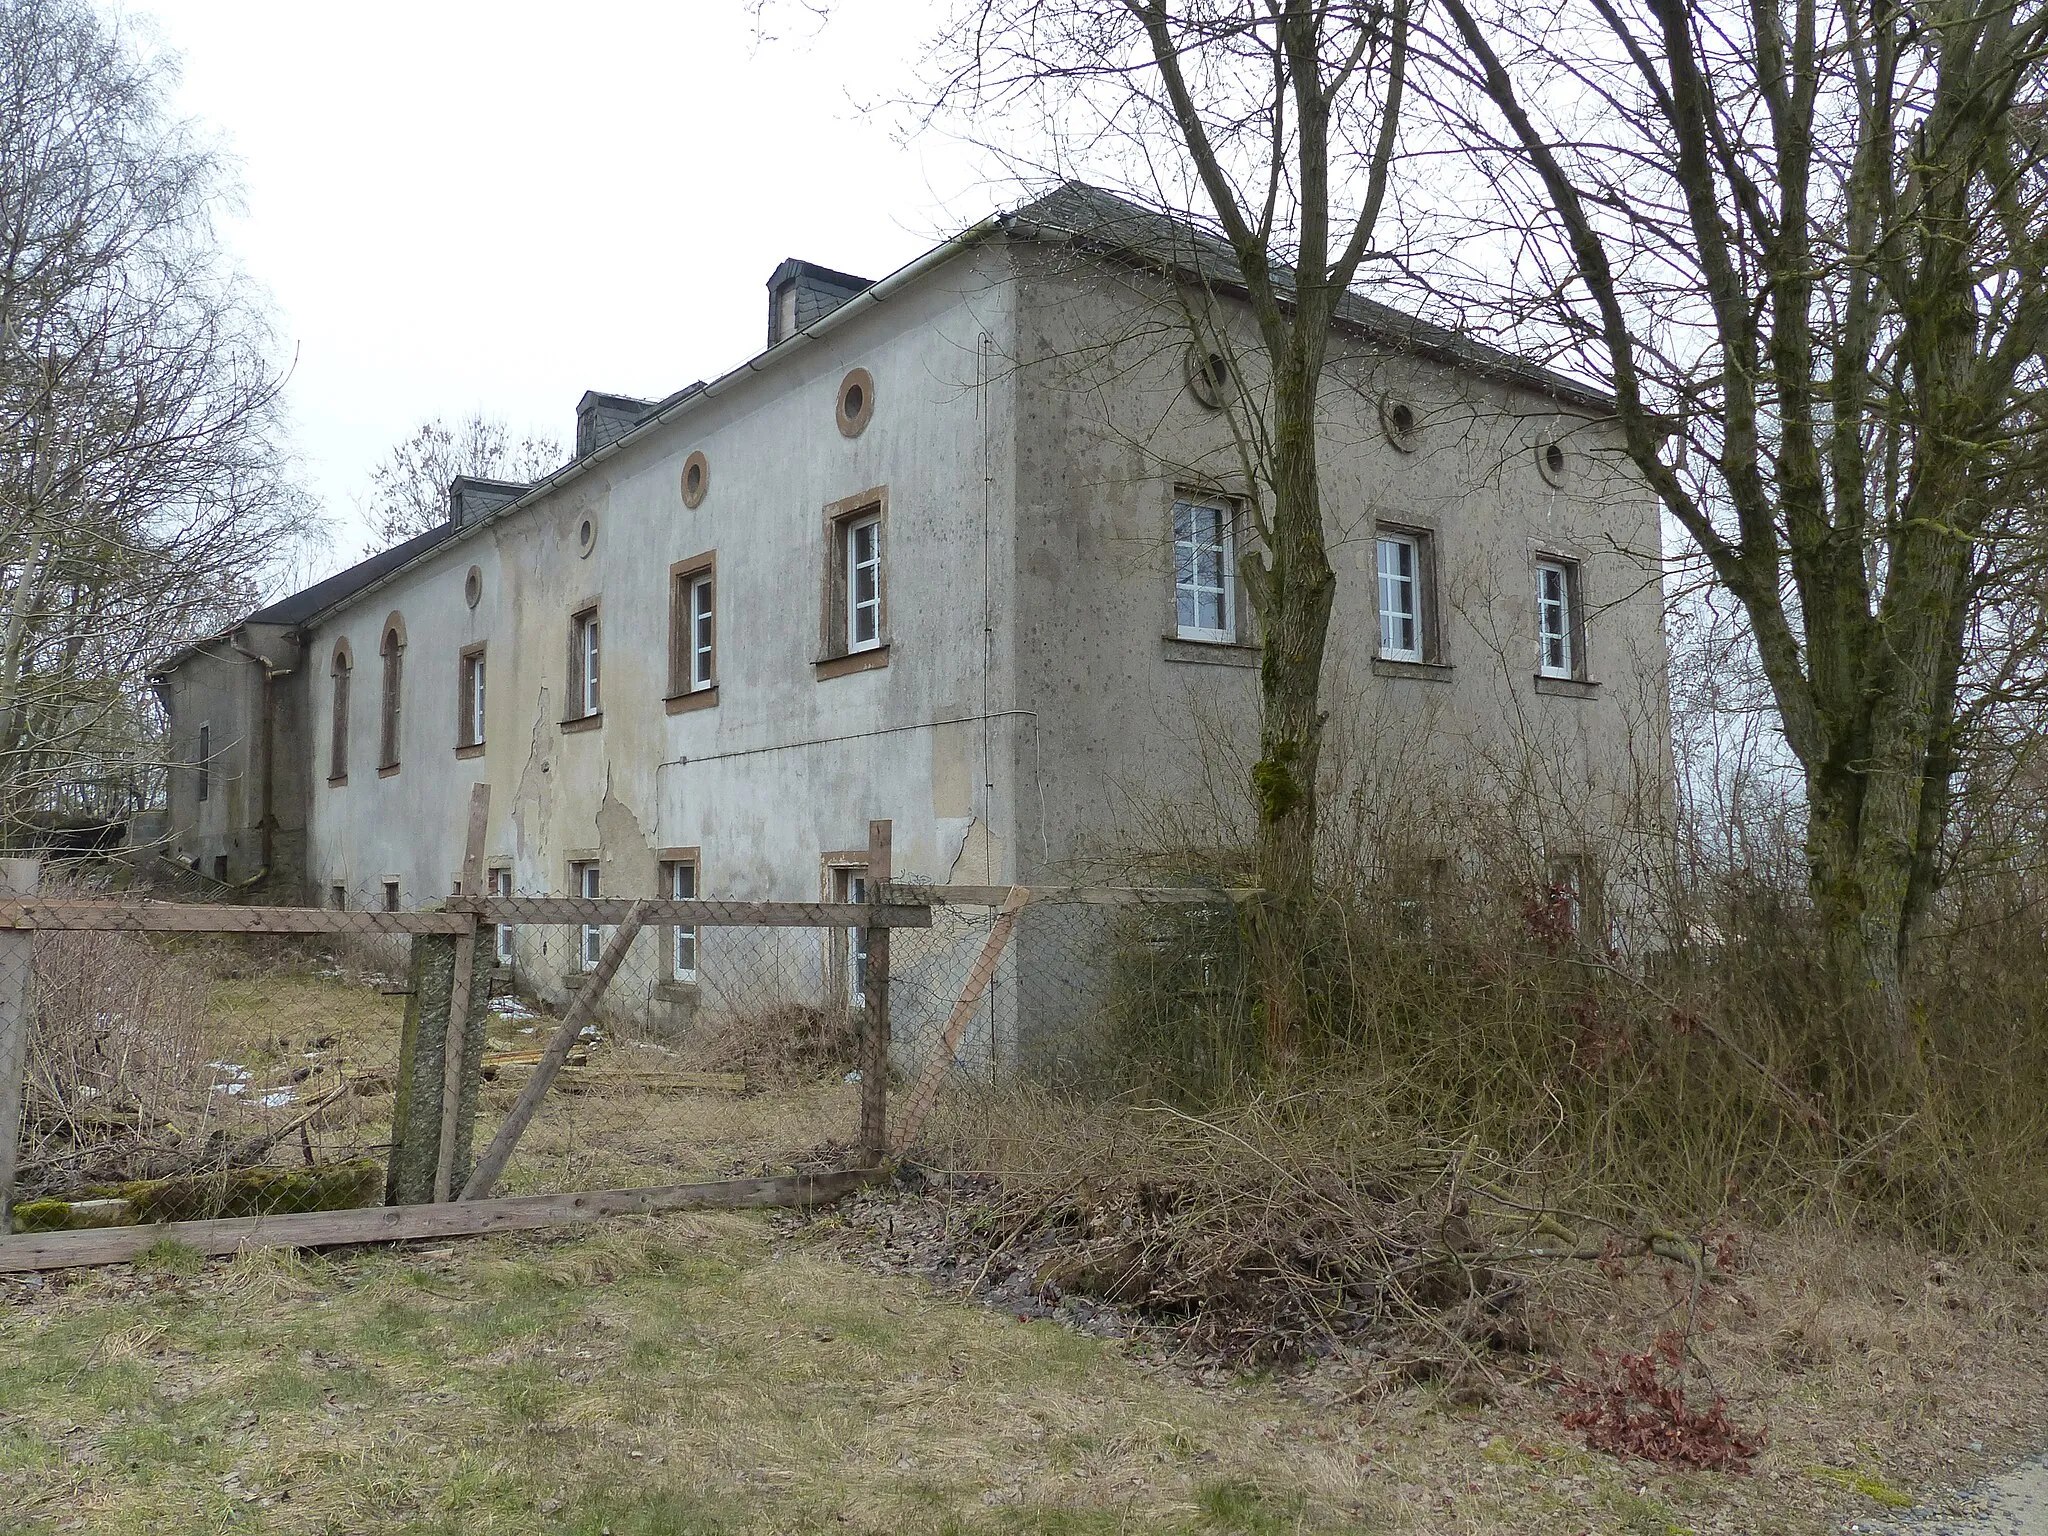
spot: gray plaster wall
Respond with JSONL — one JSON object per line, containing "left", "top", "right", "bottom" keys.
{"left": 1005, "top": 245, "right": 1671, "bottom": 907}
{"left": 300, "top": 243, "right": 1022, "bottom": 1041}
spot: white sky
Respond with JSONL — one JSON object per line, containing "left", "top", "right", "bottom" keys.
{"left": 136, "top": 1, "right": 996, "bottom": 577}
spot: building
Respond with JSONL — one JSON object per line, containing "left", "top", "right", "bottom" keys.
{"left": 153, "top": 183, "right": 1668, "bottom": 1058}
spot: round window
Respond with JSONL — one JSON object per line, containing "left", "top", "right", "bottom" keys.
{"left": 464, "top": 566, "right": 482, "bottom": 609}
{"left": 1379, "top": 395, "right": 1420, "bottom": 451}
{"left": 681, "top": 451, "right": 709, "bottom": 509}
{"left": 1538, "top": 440, "right": 1569, "bottom": 487}
{"left": 577, "top": 516, "right": 597, "bottom": 557}
{"left": 836, "top": 368, "right": 875, "bottom": 438}
{"left": 1186, "top": 347, "right": 1232, "bottom": 410}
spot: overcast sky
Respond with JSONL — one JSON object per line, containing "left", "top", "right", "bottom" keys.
{"left": 136, "top": 1, "right": 998, "bottom": 577}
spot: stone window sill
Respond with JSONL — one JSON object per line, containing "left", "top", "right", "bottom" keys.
{"left": 378, "top": 763, "right": 400, "bottom": 779}
{"left": 815, "top": 644, "right": 890, "bottom": 680}
{"left": 454, "top": 742, "right": 486, "bottom": 759}
{"left": 1534, "top": 674, "right": 1599, "bottom": 699}
{"left": 665, "top": 686, "right": 719, "bottom": 715}
{"left": 327, "top": 774, "right": 348, "bottom": 787}
{"left": 654, "top": 980, "right": 700, "bottom": 1004}
{"left": 560, "top": 711, "right": 604, "bottom": 734}
{"left": 1161, "top": 635, "right": 1259, "bottom": 668}
{"left": 1372, "top": 658, "right": 1454, "bottom": 682}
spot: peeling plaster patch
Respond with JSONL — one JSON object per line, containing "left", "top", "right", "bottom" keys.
{"left": 595, "top": 769, "right": 654, "bottom": 896}
{"left": 511, "top": 687, "right": 555, "bottom": 863}
{"left": 938, "top": 816, "right": 977, "bottom": 881}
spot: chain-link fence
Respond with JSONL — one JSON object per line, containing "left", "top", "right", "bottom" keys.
{"left": 1, "top": 866, "right": 1237, "bottom": 1249}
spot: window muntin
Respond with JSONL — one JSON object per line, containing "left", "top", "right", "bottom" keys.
{"left": 379, "top": 624, "right": 404, "bottom": 770}
{"left": 573, "top": 861, "right": 601, "bottom": 969}
{"left": 491, "top": 867, "right": 513, "bottom": 966}
{"left": 1537, "top": 560, "right": 1574, "bottom": 678}
{"left": 690, "top": 574, "right": 715, "bottom": 690}
{"left": 1174, "top": 497, "right": 1236, "bottom": 642}
{"left": 665, "top": 859, "right": 699, "bottom": 981}
{"left": 572, "top": 608, "right": 601, "bottom": 717}
{"left": 197, "top": 724, "right": 210, "bottom": 803}
{"left": 330, "top": 649, "right": 351, "bottom": 781}
{"left": 459, "top": 647, "right": 486, "bottom": 748}
{"left": 847, "top": 514, "right": 882, "bottom": 652}
{"left": 1377, "top": 534, "right": 1423, "bottom": 661}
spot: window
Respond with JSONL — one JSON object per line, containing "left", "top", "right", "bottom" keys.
{"left": 572, "top": 860, "right": 601, "bottom": 969}
{"left": 213, "top": 855, "right": 228, "bottom": 883}
{"left": 1537, "top": 559, "right": 1578, "bottom": 679}
{"left": 833, "top": 864, "right": 869, "bottom": 1008}
{"left": 1376, "top": 533, "right": 1423, "bottom": 661}
{"left": 458, "top": 646, "right": 486, "bottom": 749}
{"left": 570, "top": 607, "right": 601, "bottom": 719}
{"left": 382, "top": 878, "right": 400, "bottom": 912}
{"left": 197, "top": 724, "right": 210, "bottom": 803}
{"left": 669, "top": 556, "right": 716, "bottom": 699}
{"left": 379, "top": 619, "right": 405, "bottom": 771}
{"left": 330, "top": 883, "right": 346, "bottom": 911}
{"left": 820, "top": 490, "right": 889, "bottom": 670}
{"left": 330, "top": 644, "right": 352, "bottom": 782}
{"left": 664, "top": 858, "right": 699, "bottom": 982}
{"left": 490, "top": 867, "right": 513, "bottom": 966}
{"left": 847, "top": 514, "right": 882, "bottom": 652}
{"left": 1174, "top": 496, "right": 1236, "bottom": 642}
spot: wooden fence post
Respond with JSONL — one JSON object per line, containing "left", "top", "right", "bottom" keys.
{"left": 0, "top": 859, "right": 41, "bottom": 1231}
{"left": 860, "top": 820, "right": 892, "bottom": 1162}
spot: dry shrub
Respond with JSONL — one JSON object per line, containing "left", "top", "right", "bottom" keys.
{"left": 684, "top": 1002, "right": 858, "bottom": 1083}
{"left": 18, "top": 929, "right": 220, "bottom": 1198}
{"left": 1560, "top": 1330, "right": 1765, "bottom": 1470}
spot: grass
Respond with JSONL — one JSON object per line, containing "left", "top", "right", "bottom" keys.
{"left": 5, "top": 1206, "right": 2046, "bottom": 1535}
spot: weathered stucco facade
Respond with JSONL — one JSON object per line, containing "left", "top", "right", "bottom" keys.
{"left": 157, "top": 184, "right": 1669, "bottom": 1060}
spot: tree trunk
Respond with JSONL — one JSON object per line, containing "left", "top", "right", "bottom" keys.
{"left": 1249, "top": 355, "right": 1337, "bottom": 1061}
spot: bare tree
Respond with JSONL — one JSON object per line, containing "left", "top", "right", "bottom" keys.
{"left": 1421, "top": 0, "right": 2048, "bottom": 1083}
{"left": 359, "top": 412, "right": 561, "bottom": 550}
{"left": 931, "top": 0, "right": 1411, "bottom": 1051}
{"left": 0, "top": 0, "right": 316, "bottom": 845}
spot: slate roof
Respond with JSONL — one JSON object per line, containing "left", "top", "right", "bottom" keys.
{"left": 1000, "top": 181, "right": 1612, "bottom": 412}
{"left": 163, "top": 181, "right": 1608, "bottom": 673}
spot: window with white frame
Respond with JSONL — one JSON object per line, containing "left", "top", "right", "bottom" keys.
{"left": 846, "top": 513, "right": 882, "bottom": 652}
{"left": 664, "top": 858, "right": 699, "bottom": 981}
{"left": 572, "top": 860, "right": 601, "bottom": 969}
{"left": 459, "top": 646, "right": 486, "bottom": 748}
{"left": 491, "top": 867, "right": 513, "bottom": 965}
{"left": 833, "top": 865, "right": 868, "bottom": 1007}
{"left": 1536, "top": 559, "right": 1576, "bottom": 678}
{"left": 689, "top": 574, "right": 714, "bottom": 689}
{"left": 1376, "top": 533, "right": 1424, "bottom": 661}
{"left": 571, "top": 607, "right": 601, "bottom": 717}
{"left": 1173, "top": 496, "right": 1236, "bottom": 642}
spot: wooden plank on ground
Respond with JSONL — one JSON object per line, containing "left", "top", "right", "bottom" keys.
{"left": 0, "top": 1167, "right": 885, "bottom": 1273}
{"left": 0, "top": 901, "right": 472, "bottom": 934}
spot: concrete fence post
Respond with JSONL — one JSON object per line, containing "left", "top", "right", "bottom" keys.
{"left": 0, "top": 858, "right": 43, "bottom": 1232}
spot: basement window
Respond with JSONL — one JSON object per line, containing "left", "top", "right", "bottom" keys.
{"left": 330, "top": 883, "right": 346, "bottom": 911}
{"left": 833, "top": 864, "right": 869, "bottom": 1009}
{"left": 382, "top": 878, "right": 400, "bottom": 912}
{"left": 573, "top": 860, "right": 601, "bottom": 970}
{"left": 663, "top": 857, "right": 699, "bottom": 982}
{"left": 491, "top": 867, "right": 513, "bottom": 966}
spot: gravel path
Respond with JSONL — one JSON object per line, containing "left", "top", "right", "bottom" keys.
{"left": 1851, "top": 1459, "right": 2048, "bottom": 1535}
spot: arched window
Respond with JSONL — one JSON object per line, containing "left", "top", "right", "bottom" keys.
{"left": 379, "top": 616, "right": 406, "bottom": 771}
{"left": 329, "top": 640, "right": 353, "bottom": 783}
